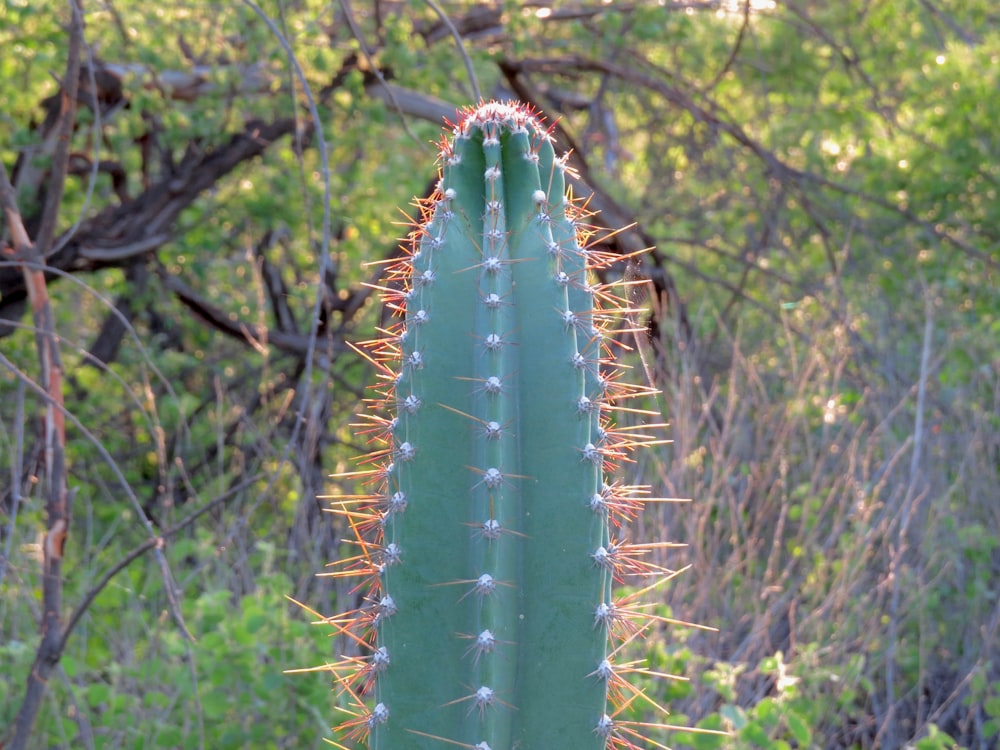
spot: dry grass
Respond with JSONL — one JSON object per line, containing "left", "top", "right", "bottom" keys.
{"left": 620, "top": 282, "right": 1000, "bottom": 747}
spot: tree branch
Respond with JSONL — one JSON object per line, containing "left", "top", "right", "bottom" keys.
{"left": 0, "top": 3, "right": 81, "bottom": 747}
{"left": 0, "top": 117, "right": 300, "bottom": 330}
{"left": 157, "top": 259, "right": 347, "bottom": 362}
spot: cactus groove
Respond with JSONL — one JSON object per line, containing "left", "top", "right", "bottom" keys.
{"left": 325, "top": 101, "right": 678, "bottom": 750}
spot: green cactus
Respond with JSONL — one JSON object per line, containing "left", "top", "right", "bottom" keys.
{"left": 326, "top": 101, "right": 679, "bottom": 750}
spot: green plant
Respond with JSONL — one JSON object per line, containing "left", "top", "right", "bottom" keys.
{"left": 325, "top": 101, "right": 681, "bottom": 749}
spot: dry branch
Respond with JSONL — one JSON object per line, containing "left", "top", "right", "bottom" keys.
{"left": 0, "top": 3, "right": 82, "bottom": 746}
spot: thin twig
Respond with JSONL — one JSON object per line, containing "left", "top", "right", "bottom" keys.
{"left": 58, "top": 473, "right": 266, "bottom": 654}
{"left": 0, "top": 3, "right": 82, "bottom": 745}
{"left": 0, "top": 381, "right": 26, "bottom": 589}
{"left": 701, "top": 0, "right": 751, "bottom": 93}
{"left": 883, "top": 277, "right": 935, "bottom": 746}
{"left": 50, "top": 40, "right": 104, "bottom": 258}
{"left": 0, "top": 258, "right": 190, "bottom": 437}
{"left": 0, "top": 347, "right": 195, "bottom": 642}
{"left": 32, "top": 4, "right": 82, "bottom": 259}
{"left": 423, "top": 0, "right": 482, "bottom": 102}
{"left": 337, "top": 0, "right": 430, "bottom": 146}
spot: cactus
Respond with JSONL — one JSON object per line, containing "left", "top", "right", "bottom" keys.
{"left": 324, "top": 101, "right": 681, "bottom": 750}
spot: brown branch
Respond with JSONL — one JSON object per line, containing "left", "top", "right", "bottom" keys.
{"left": 0, "top": 117, "right": 299, "bottom": 328}
{"left": 0, "top": 3, "right": 81, "bottom": 748}
{"left": 157, "top": 263, "right": 347, "bottom": 361}
{"left": 100, "top": 60, "right": 274, "bottom": 102}
{"left": 82, "top": 258, "right": 148, "bottom": 367}
{"left": 33, "top": 5, "right": 82, "bottom": 260}
{"left": 0, "top": 339, "right": 201, "bottom": 687}
{"left": 253, "top": 229, "right": 299, "bottom": 334}
{"left": 66, "top": 152, "right": 129, "bottom": 202}
{"left": 701, "top": 0, "right": 751, "bottom": 94}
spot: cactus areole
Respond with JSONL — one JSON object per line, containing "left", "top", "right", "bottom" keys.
{"left": 328, "top": 101, "right": 670, "bottom": 750}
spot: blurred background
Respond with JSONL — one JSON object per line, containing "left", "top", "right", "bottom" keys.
{"left": 1, "top": 1, "right": 997, "bottom": 748}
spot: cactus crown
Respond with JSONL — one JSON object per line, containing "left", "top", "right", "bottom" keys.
{"left": 321, "top": 101, "right": 682, "bottom": 750}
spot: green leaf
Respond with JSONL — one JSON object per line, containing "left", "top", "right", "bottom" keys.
{"left": 691, "top": 714, "right": 728, "bottom": 750}
{"left": 61, "top": 654, "right": 79, "bottom": 678}
{"left": 786, "top": 711, "right": 812, "bottom": 745}
{"left": 720, "top": 703, "right": 748, "bottom": 730}
{"left": 741, "top": 720, "right": 771, "bottom": 747}
{"left": 984, "top": 718, "right": 1000, "bottom": 739}
{"left": 155, "top": 726, "right": 183, "bottom": 748}
{"left": 755, "top": 697, "right": 781, "bottom": 727}
{"left": 85, "top": 682, "right": 111, "bottom": 708}
{"left": 984, "top": 695, "right": 1000, "bottom": 718}
{"left": 914, "top": 724, "right": 961, "bottom": 750}
{"left": 245, "top": 612, "right": 267, "bottom": 634}
{"left": 201, "top": 689, "right": 231, "bottom": 720}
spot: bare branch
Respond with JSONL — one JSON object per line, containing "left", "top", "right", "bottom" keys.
{"left": 0, "top": 4, "right": 81, "bottom": 745}
{"left": 423, "top": 0, "right": 482, "bottom": 102}
{"left": 158, "top": 263, "right": 347, "bottom": 361}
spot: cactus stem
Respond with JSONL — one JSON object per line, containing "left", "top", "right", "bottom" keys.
{"left": 314, "top": 101, "right": 695, "bottom": 749}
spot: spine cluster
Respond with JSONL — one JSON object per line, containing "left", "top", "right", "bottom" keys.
{"left": 324, "top": 101, "right": 675, "bottom": 750}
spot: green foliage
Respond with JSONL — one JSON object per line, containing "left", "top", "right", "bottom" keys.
{"left": 3, "top": 569, "right": 331, "bottom": 748}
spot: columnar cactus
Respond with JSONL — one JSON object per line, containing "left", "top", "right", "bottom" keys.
{"left": 326, "top": 101, "right": 678, "bottom": 750}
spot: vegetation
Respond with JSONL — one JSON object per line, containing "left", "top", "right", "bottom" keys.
{"left": 1, "top": 1, "right": 997, "bottom": 749}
